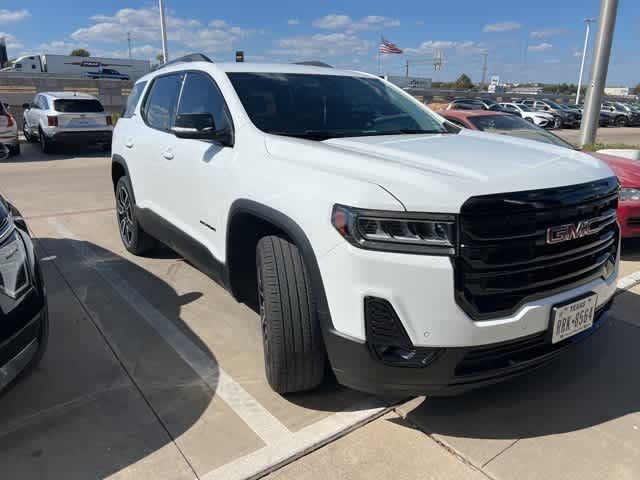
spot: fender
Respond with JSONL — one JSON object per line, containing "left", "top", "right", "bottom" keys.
{"left": 227, "top": 199, "right": 334, "bottom": 329}
{"left": 111, "top": 154, "right": 136, "bottom": 200}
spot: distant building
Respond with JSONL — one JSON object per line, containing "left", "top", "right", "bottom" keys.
{"left": 604, "top": 86, "right": 630, "bottom": 97}
{"left": 0, "top": 37, "right": 7, "bottom": 68}
{"left": 387, "top": 75, "right": 432, "bottom": 91}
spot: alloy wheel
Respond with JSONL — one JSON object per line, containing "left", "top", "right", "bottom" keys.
{"left": 116, "top": 184, "right": 134, "bottom": 246}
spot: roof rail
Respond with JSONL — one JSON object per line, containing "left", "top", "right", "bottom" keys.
{"left": 293, "top": 61, "right": 333, "bottom": 68}
{"left": 157, "top": 53, "right": 214, "bottom": 70}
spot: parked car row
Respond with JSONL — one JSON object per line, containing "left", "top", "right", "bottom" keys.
{"left": 446, "top": 97, "right": 640, "bottom": 129}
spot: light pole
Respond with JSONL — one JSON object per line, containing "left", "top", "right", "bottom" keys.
{"left": 580, "top": 0, "right": 619, "bottom": 147}
{"left": 159, "top": 0, "right": 169, "bottom": 64}
{"left": 576, "top": 18, "right": 596, "bottom": 105}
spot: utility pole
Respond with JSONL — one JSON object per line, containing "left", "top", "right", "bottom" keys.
{"left": 580, "top": 0, "right": 619, "bottom": 147}
{"left": 405, "top": 60, "right": 409, "bottom": 77}
{"left": 481, "top": 53, "right": 488, "bottom": 86}
{"left": 576, "top": 19, "right": 596, "bottom": 105}
{"left": 127, "top": 32, "right": 132, "bottom": 59}
{"left": 159, "top": 0, "right": 169, "bottom": 64}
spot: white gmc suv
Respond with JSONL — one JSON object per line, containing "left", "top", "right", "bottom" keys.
{"left": 111, "top": 54, "right": 620, "bottom": 395}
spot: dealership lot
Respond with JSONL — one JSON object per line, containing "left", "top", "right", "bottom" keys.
{"left": 1, "top": 141, "right": 640, "bottom": 480}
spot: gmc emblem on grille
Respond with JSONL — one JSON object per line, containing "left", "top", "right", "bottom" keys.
{"left": 546, "top": 217, "right": 607, "bottom": 245}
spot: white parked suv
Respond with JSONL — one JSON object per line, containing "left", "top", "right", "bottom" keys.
{"left": 22, "top": 92, "right": 113, "bottom": 153}
{"left": 111, "top": 54, "right": 620, "bottom": 395}
{"left": 499, "top": 102, "right": 555, "bottom": 128}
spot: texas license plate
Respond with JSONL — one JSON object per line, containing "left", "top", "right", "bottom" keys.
{"left": 550, "top": 293, "right": 597, "bottom": 344}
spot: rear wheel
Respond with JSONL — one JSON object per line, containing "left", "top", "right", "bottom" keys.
{"left": 39, "top": 128, "right": 54, "bottom": 154}
{"left": 257, "top": 235, "right": 326, "bottom": 393}
{"left": 115, "top": 176, "right": 157, "bottom": 255}
{"left": 615, "top": 116, "right": 628, "bottom": 127}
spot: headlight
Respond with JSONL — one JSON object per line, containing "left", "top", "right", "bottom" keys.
{"left": 0, "top": 214, "right": 30, "bottom": 298}
{"left": 331, "top": 204, "right": 456, "bottom": 255}
{"left": 620, "top": 188, "right": 640, "bottom": 202}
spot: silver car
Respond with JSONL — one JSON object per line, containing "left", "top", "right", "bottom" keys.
{"left": 0, "top": 102, "right": 19, "bottom": 156}
{"left": 22, "top": 92, "right": 113, "bottom": 153}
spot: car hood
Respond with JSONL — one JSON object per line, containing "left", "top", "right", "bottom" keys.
{"left": 265, "top": 129, "right": 614, "bottom": 212}
{"left": 590, "top": 152, "right": 640, "bottom": 188}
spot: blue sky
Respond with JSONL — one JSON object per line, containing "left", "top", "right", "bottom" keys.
{"left": 1, "top": 0, "right": 638, "bottom": 85}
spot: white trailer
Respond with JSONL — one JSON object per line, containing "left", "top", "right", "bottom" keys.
{"left": 3, "top": 54, "right": 151, "bottom": 80}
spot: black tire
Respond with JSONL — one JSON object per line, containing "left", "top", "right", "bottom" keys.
{"left": 615, "top": 116, "right": 628, "bottom": 127}
{"left": 115, "top": 176, "right": 157, "bottom": 255}
{"left": 23, "top": 122, "right": 36, "bottom": 143}
{"left": 257, "top": 236, "right": 326, "bottom": 393}
{"left": 39, "top": 128, "right": 54, "bottom": 154}
{"left": 8, "top": 143, "right": 20, "bottom": 156}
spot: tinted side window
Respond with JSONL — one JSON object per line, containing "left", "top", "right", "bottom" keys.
{"left": 123, "top": 82, "right": 147, "bottom": 118}
{"left": 176, "top": 72, "right": 231, "bottom": 132}
{"left": 143, "top": 74, "right": 183, "bottom": 131}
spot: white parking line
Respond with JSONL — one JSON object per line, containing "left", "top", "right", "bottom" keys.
{"left": 201, "top": 396, "right": 391, "bottom": 480}
{"left": 47, "top": 217, "right": 292, "bottom": 446}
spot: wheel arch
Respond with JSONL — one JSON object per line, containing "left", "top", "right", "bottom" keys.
{"left": 226, "top": 199, "right": 333, "bottom": 328}
{"left": 111, "top": 155, "right": 135, "bottom": 200}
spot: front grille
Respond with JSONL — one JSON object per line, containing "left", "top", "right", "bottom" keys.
{"left": 455, "top": 300, "right": 611, "bottom": 377}
{"left": 455, "top": 177, "right": 619, "bottom": 321}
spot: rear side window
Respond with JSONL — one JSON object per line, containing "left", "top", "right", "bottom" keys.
{"left": 54, "top": 99, "right": 104, "bottom": 113}
{"left": 122, "top": 82, "right": 147, "bottom": 118}
{"left": 143, "top": 73, "right": 183, "bottom": 131}
{"left": 176, "top": 72, "right": 232, "bottom": 132}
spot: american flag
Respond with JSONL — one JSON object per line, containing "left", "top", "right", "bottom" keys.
{"left": 379, "top": 36, "right": 403, "bottom": 55}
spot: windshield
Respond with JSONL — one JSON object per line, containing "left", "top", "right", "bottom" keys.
{"left": 54, "top": 99, "right": 104, "bottom": 113}
{"left": 468, "top": 114, "right": 575, "bottom": 149}
{"left": 227, "top": 73, "right": 448, "bottom": 139}
{"left": 515, "top": 104, "right": 534, "bottom": 112}
{"left": 544, "top": 100, "right": 562, "bottom": 109}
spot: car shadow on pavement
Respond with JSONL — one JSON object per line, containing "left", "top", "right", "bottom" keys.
{"left": 3, "top": 141, "right": 109, "bottom": 163}
{"left": 0, "top": 238, "right": 216, "bottom": 479}
{"left": 402, "top": 291, "right": 640, "bottom": 440}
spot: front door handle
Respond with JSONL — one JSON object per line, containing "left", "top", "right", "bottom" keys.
{"left": 125, "top": 138, "right": 134, "bottom": 149}
{"left": 162, "top": 149, "right": 175, "bottom": 160}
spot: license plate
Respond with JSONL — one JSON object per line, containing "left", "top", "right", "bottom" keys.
{"left": 68, "top": 119, "right": 91, "bottom": 127}
{"left": 550, "top": 293, "right": 597, "bottom": 344}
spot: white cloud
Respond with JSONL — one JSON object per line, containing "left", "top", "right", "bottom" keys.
{"left": 270, "top": 33, "right": 372, "bottom": 58}
{"left": 36, "top": 40, "right": 79, "bottom": 55}
{"left": 405, "top": 40, "right": 488, "bottom": 55}
{"left": 0, "top": 32, "right": 23, "bottom": 50}
{"left": 528, "top": 42, "right": 553, "bottom": 52}
{"left": 0, "top": 9, "right": 30, "bottom": 24}
{"left": 530, "top": 28, "right": 567, "bottom": 39}
{"left": 313, "top": 14, "right": 352, "bottom": 30}
{"left": 312, "top": 13, "right": 399, "bottom": 32}
{"left": 287, "top": 19, "right": 300, "bottom": 25}
{"left": 70, "top": 7, "right": 253, "bottom": 56}
{"left": 483, "top": 21, "right": 522, "bottom": 33}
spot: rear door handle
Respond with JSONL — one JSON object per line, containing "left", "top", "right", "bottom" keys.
{"left": 125, "top": 138, "right": 134, "bottom": 148}
{"left": 162, "top": 149, "right": 174, "bottom": 160}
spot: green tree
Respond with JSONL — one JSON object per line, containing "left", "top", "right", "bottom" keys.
{"left": 70, "top": 48, "right": 91, "bottom": 57}
{"left": 156, "top": 53, "right": 165, "bottom": 64}
{"left": 633, "top": 83, "right": 640, "bottom": 96}
{"left": 454, "top": 73, "right": 474, "bottom": 90}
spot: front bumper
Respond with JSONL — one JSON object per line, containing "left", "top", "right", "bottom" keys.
{"left": 618, "top": 201, "right": 640, "bottom": 238}
{"left": 324, "top": 299, "right": 612, "bottom": 396}
{"left": 0, "top": 308, "right": 47, "bottom": 393}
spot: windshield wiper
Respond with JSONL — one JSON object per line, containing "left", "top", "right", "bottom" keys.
{"left": 370, "top": 128, "right": 448, "bottom": 136}
{"left": 269, "top": 130, "right": 353, "bottom": 141}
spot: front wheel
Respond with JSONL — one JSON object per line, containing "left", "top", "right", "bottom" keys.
{"left": 615, "top": 116, "right": 628, "bottom": 127}
{"left": 257, "top": 236, "right": 326, "bottom": 394}
{"left": 115, "top": 176, "right": 157, "bottom": 255}
{"left": 23, "top": 122, "right": 36, "bottom": 143}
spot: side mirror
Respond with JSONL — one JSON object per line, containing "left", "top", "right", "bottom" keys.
{"left": 0, "top": 144, "right": 9, "bottom": 160}
{"left": 171, "top": 113, "right": 234, "bottom": 146}
{"left": 22, "top": 103, "right": 30, "bottom": 110}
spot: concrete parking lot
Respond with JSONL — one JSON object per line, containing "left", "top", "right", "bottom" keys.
{"left": 555, "top": 126, "right": 640, "bottom": 146}
{"left": 1, "top": 140, "right": 640, "bottom": 480}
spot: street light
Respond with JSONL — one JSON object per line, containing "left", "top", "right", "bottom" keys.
{"left": 159, "top": 0, "right": 169, "bottom": 64}
{"left": 576, "top": 18, "right": 596, "bottom": 105}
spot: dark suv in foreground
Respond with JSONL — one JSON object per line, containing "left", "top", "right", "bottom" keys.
{"left": 0, "top": 174, "right": 48, "bottom": 395}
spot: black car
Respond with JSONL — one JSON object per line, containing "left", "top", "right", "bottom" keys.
{"left": 0, "top": 162, "right": 48, "bottom": 394}
{"left": 448, "top": 98, "right": 518, "bottom": 115}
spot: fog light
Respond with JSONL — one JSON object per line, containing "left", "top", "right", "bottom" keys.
{"left": 373, "top": 344, "right": 441, "bottom": 368}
